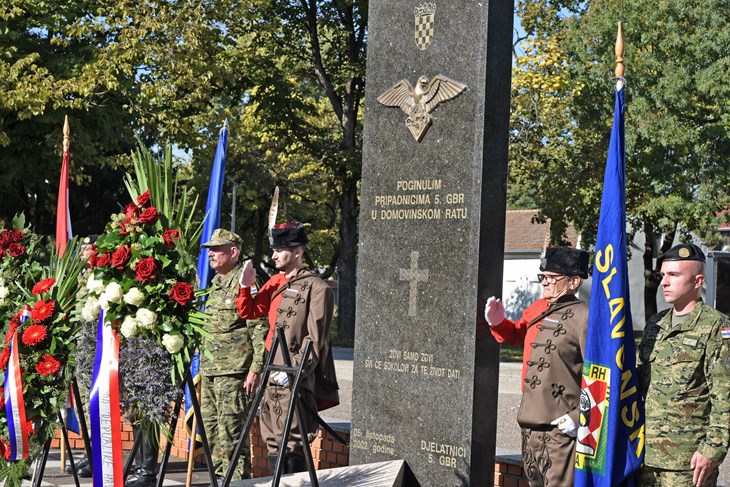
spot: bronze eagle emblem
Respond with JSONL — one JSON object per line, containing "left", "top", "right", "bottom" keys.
{"left": 377, "top": 75, "right": 467, "bottom": 142}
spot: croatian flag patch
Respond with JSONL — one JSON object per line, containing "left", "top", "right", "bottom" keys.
{"left": 721, "top": 328, "right": 730, "bottom": 339}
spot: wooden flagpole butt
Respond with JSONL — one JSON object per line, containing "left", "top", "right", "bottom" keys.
{"left": 185, "top": 381, "right": 202, "bottom": 487}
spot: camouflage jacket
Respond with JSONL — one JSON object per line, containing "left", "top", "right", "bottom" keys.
{"left": 201, "top": 262, "right": 267, "bottom": 376}
{"left": 638, "top": 301, "right": 730, "bottom": 468}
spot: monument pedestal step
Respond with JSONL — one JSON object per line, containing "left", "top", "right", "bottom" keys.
{"left": 231, "top": 460, "right": 411, "bottom": 487}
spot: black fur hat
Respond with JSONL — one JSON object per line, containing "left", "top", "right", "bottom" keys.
{"left": 540, "top": 247, "right": 590, "bottom": 279}
{"left": 270, "top": 221, "right": 308, "bottom": 248}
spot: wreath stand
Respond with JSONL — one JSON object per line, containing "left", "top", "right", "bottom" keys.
{"left": 220, "top": 327, "right": 346, "bottom": 487}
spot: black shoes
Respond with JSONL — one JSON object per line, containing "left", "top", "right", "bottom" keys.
{"left": 65, "top": 456, "right": 92, "bottom": 478}
{"left": 124, "top": 468, "right": 157, "bottom": 487}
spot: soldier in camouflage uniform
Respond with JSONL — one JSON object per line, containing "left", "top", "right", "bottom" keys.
{"left": 200, "top": 229, "right": 267, "bottom": 482}
{"left": 638, "top": 243, "right": 730, "bottom": 487}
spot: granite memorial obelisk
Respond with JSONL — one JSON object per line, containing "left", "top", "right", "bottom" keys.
{"left": 351, "top": 0, "right": 513, "bottom": 485}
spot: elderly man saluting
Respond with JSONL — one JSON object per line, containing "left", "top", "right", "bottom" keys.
{"left": 484, "top": 247, "right": 590, "bottom": 487}
{"left": 638, "top": 243, "right": 730, "bottom": 487}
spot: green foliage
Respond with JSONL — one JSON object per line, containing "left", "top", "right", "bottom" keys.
{"left": 510, "top": 0, "right": 730, "bottom": 250}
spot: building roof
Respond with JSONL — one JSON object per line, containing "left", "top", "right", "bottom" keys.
{"left": 504, "top": 210, "right": 580, "bottom": 251}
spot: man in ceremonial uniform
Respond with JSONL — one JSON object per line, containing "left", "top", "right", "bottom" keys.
{"left": 236, "top": 221, "right": 339, "bottom": 474}
{"left": 200, "top": 229, "right": 267, "bottom": 481}
{"left": 484, "top": 247, "right": 590, "bottom": 487}
{"left": 638, "top": 243, "right": 730, "bottom": 487}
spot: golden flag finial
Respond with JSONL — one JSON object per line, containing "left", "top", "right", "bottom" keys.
{"left": 615, "top": 22, "right": 625, "bottom": 89}
{"left": 63, "top": 115, "right": 70, "bottom": 153}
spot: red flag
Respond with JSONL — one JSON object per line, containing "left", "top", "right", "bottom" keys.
{"left": 55, "top": 116, "right": 73, "bottom": 255}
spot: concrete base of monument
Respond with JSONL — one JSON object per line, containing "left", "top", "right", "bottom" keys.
{"left": 231, "top": 460, "right": 413, "bottom": 487}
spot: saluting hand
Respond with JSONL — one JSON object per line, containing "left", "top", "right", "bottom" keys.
{"left": 484, "top": 297, "right": 505, "bottom": 326}
{"left": 239, "top": 259, "right": 255, "bottom": 288}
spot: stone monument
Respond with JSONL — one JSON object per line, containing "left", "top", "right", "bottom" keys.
{"left": 351, "top": 0, "right": 513, "bottom": 485}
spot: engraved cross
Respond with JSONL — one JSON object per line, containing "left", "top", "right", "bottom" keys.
{"left": 399, "top": 251, "right": 429, "bottom": 317}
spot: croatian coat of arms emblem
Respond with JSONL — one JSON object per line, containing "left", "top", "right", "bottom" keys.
{"left": 415, "top": 3, "right": 436, "bottom": 50}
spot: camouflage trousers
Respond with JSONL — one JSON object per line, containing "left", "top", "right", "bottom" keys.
{"left": 638, "top": 465, "right": 719, "bottom": 487}
{"left": 521, "top": 427, "right": 576, "bottom": 487}
{"left": 201, "top": 374, "right": 251, "bottom": 480}
{"left": 259, "top": 383, "right": 317, "bottom": 456}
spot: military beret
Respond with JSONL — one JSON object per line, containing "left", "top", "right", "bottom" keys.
{"left": 656, "top": 243, "right": 705, "bottom": 269}
{"left": 270, "top": 221, "right": 308, "bottom": 248}
{"left": 201, "top": 228, "right": 242, "bottom": 248}
{"left": 540, "top": 247, "right": 591, "bottom": 279}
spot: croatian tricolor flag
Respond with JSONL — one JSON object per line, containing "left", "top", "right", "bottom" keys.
{"left": 4, "top": 306, "right": 31, "bottom": 460}
{"left": 90, "top": 310, "right": 123, "bottom": 487}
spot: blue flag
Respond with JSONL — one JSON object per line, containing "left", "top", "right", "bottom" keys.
{"left": 574, "top": 87, "right": 644, "bottom": 486}
{"left": 185, "top": 120, "right": 229, "bottom": 454}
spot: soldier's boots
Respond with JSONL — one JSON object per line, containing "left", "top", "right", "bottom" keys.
{"left": 124, "top": 435, "right": 159, "bottom": 487}
{"left": 284, "top": 454, "right": 307, "bottom": 474}
{"left": 65, "top": 455, "right": 92, "bottom": 477}
{"left": 267, "top": 453, "right": 307, "bottom": 475}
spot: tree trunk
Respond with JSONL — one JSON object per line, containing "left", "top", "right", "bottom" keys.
{"left": 643, "top": 222, "right": 676, "bottom": 321}
{"left": 336, "top": 179, "right": 358, "bottom": 340}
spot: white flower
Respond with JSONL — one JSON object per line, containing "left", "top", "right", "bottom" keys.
{"left": 82, "top": 296, "right": 101, "bottom": 322}
{"left": 0, "top": 285, "right": 9, "bottom": 300}
{"left": 123, "top": 287, "right": 146, "bottom": 307}
{"left": 98, "top": 293, "right": 110, "bottom": 311}
{"left": 161, "top": 334, "right": 184, "bottom": 354}
{"left": 135, "top": 308, "right": 158, "bottom": 329}
{"left": 86, "top": 274, "right": 105, "bottom": 295}
{"left": 120, "top": 316, "right": 139, "bottom": 338}
{"left": 104, "top": 282, "right": 124, "bottom": 303}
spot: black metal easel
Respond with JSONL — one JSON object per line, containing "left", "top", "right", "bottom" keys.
{"left": 32, "top": 377, "right": 93, "bottom": 487}
{"left": 221, "top": 327, "right": 326, "bottom": 487}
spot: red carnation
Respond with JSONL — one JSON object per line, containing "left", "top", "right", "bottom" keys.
{"left": 162, "top": 229, "right": 181, "bottom": 248}
{"left": 36, "top": 354, "right": 61, "bottom": 375}
{"left": 22, "top": 324, "right": 48, "bottom": 346}
{"left": 138, "top": 207, "right": 159, "bottom": 225}
{"left": 111, "top": 245, "right": 132, "bottom": 270}
{"left": 0, "top": 232, "right": 10, "bottom": 249}
{"left": 7, "top": 243, "right": 24, "bottom": 257}
{"left": 0, "top": 438, "right": 10, "bottom": 460}
{"left": 32, "top": 278, "right": 56, "bottom": 295}
{"left": 135, "top": 257, "right": 159, "bottom": 283}
{"left": 169, "top": 282, "right": 194, "bottom": 306}
{"left": 9, "top": 230, "right": 24, "bottom": 243}
{"left": 30, "top": 299, "right": 55, "bottom": 323}
{"left": 0, "top": 248, "right": 5, "bottom": 259}
{"left": 137, "top": 190, "right": 151, "bottom": 208}
{"left": 0, "top": 348, "right": 10, "bottom": 370}
{"left": 123, "top": 202, "right": 139, "bottom": 218}
{"left": 96, "top": 253, "right": 112, "bottom": 267}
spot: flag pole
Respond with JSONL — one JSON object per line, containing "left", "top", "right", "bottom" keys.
{"left": 615, "top": 22, "right": 624, "bottom": 89}
{"left": 185, "top": 381, "right": 201, "bottom": 487}
{"left": 60, "top": 115, "right": 70, "bottom": 471}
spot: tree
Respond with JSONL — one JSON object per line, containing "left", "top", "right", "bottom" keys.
{"left": 510, "top": 0, "right": 730, "bottom": 318}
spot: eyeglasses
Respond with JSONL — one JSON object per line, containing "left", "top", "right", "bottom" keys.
{"left": 537, "top": 273, "right": 568, "bottom": 284}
